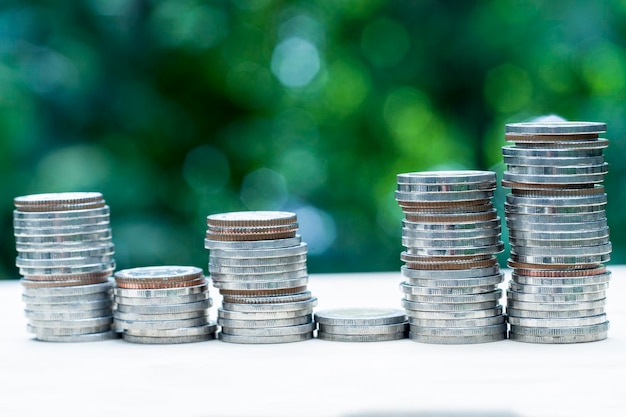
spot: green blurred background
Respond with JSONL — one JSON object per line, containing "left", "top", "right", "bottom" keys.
{"left": 1, "top": 0, "right": 625, "bottom": 279}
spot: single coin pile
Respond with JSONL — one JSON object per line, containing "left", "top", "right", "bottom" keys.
{"left": 503, "top": 121, "right": 611, "bottom": 343}
{"left": 315, "top": 308, "right": 408, "bottom": 342}
{"left": 13, "top": 192, "right": 117, "bottom": 342}
{"left": 395, "top": 171, "right": 506, "bottom": 344}
{"left": 205, "top": 211, "right": 317, "bottom": 344}
{"left": 113, "top": 266, "right": 215, "bottom": 343}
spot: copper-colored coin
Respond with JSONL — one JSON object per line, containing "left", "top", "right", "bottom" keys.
{"left": 502, "top": 180, "right": 594, "bottom": 190}
{"left": 206, "top": 211, "right": 297, "bottom": 227}
{"left": 404, "top": 257, "right": 498, "bottom": 271}
{"left": 218, "top": 286, "right": 307, "bottom": 297}
{"left": 512, "top": 266, "right": 607, "bottom": 277}
{"left": 505, "top": 133, "right": 599, "bottom": 142}
{"left": 404, "top": 210, "right": 497, "bottom": 223}
{"left": 205, "top": 230, "right": 297, "bottom": 241}
{"left": 20, "top": 276, "right": 109, "bottom": 288}
{"left": 115, "top": 277, "right": 206, "bottom": 289}
{"left": 401, "top": 253, "right": 493, "bottom": 263}
{"left": 23, "top": 270, "right": 113, "bottom": 282}
{"left": 507, "top": 259, "right": 600, "bottom": 270}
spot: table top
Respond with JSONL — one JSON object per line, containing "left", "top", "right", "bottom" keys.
{"left": 1, "top": 268, "right": 625, "bottom": 417}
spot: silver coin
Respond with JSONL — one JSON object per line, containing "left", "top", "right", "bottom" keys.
{"left": 123, "top": 323, "right": 218, "bottom": 337}
{"left": 14, "top": 191, "right": 103, "bottom": 205}
{"left": 402, "top": 218, "right": 501, "bottom": 231}
{"left": 28, "top": 316, "right": 113, "bottom": 329}
{"left": 405, "top": 244, "right": 504, "bottom": 257}
{"left": 114, "top": 315, "right": 209, "bottom": 331}
{"left": 401, "top": 235, "right": 502, "bottom": 249}
{"left": 506, "top": 163, "right": 608, "bottom": 176}
{"left": 506, "top": 193, "right": 607, "bottom": 207}
{"left": 209, "top": 253, "right": 307, "bottom": 267}
{"left": 510, "top": 321, "right": 609, "bottom": 336}
{"left": 208, "top": 243, "right": 308, "bottom": 259}
{"left": 207, "top": 211, "right": 297, "bottom": 225}
{"left": 508, "top": 281, "right": 609, "bottom": 294}
{"left": 502, "top": 171, "right": 605, "bottom": 185}
{"left": 403, "top": 289, "right": 502, "bottom": 304}
{"left": 396, "top": 170, "right": 496, "bottom": 185}
{"left": 22, "top": 290, "right": 112, "bottom": 304}
{"left": 114, "top": 292, "right": 209, "bottom": 306}
{"left": 408, "top": 315, "right": 505, "bottom": 328}
{"left": 13, "top": 215, "right": 110, "bottom": 229}
{"left": 113, "top": 282, "right": 208, "bottom": 298}
{"left": 204, "top": 236, "right": 302, "bottom": 250}
{"left": 511, "top": 272, "right": 611, "bottom": 286}
{"left": 318, "top": 322, "right": 408, "bottom": 335}
{"left": 217, "top": 315, "right": 312, "bottom": 329}
{"left": 212, "top": 277, "right": 309, "bottom": 291}
{"left": 405, "top": 306, "right": 503, "bottom": 320}
{"left": 506, "top": 298, "right": 606, "bottom": 311}
{"left": 25, "top": 308, "right": 112, "bottom": 321}
{"left": 16, "top": 244, "right": 115, "bottom": 260}
{"left": 114, "top": 265, "right": 203, "bottom": 280}
{"left": 221, "top": 298, "right": 317, "bottom": 313}
{"left": 503, "top": 155, "right": 606, "bottom": 167}
{"left": 404, "top": 274, "right": 504, "bottom": 288}
{"left": 123, "top": 332, "right": 215, "bottom": 344}
{"left": 509, "top": 331, "right": 607, "bottom": 344}
{"left": 13, "top": 205, "right": 110, "bottom": 219}
{"left": 409, "top": 323, "right": 506, "bottom": 337}
{"left": 16, "top": 256, "right": 115, "bottom": 269}
{"left": 27, "top": 323, "right": 111, "bottom": 336}
{"left": 507, "top": 289, "right": 606, "bottom": 303}
{"left": 508, "top": 228, "right": 610, "bottom": 241}
{"left": 221, "top": 322, "right": 314, "bottom": 337}
{"left": 15, "top": 230, "right": 112, "bottom": 246}
{"left": 506, "top": 306, "right": 605, "bottom": 319}
{"left": 209, "top": 262, "right": 307, "bottom": 275}
{"left": 409, "top": 332, "right": 505, "bottom": 344}
{"left": 207, "top": 222, "right": 299, "bottom": 234}
{"left": 506, "top": 219, "right": 608, "bottom": 232}
{"left": 209, "top": 268, "right": 308, "bottom": 282}
{"left": 505, "top": 121, "right": 606, "bottom": 134}
{"left": 222, "top": 292, "right": 312, "bottom": 304}
{"left": 317, "top": 331, "right": 407, "bottom": 342}
{"left": 13, "top": 224, "right": 112, "bottom": 237}
{"left": 34, "top": 330, "right": 119, "bottom": 343}
{"left": 314, "top": 307, "right": 406, "bottom": 326}
{"left": 394, "top": 190, "right": 494, "bottom": 202}
{"left": 218, "top": 332, "right": 312, "bottom": 344}
{"left": 113, "top": 309, "right": 208, "bottom": 322}
{"left": 502, "top": 144, "right": 606, "bottom": 157}
{"left": 505, "top": 211, "right": 607, "bottom": 224}
{"left": 24, "top": 299, "right": 113, "bottom": 312}
{"left": 511, "top": 244, "right": 612, "bottom": 257}
{"left": 396, "top": 182, "right": 495, "bottom": 192}
{"left": 505, "top": 203, "right": 605, "bottom": 215}
{"left": 509, "top": 236, "right": 610, "bottom": 249}
{"left": 401, "top": 299, "right": 498, "bottom": 312}
{"left": 400, "top": 283, "right": 497, "bottom": 295}
{"left": 401, "top": 265, "right": 500, "bottom": 279}
{"left": 217, "top": 308, "right": 314, "bottom": 321}
{"left": 19, "top": 262, "right": 116, "bottom": 276}
{"left": 509, "top": 253, "right": 610, "bottom": 265}
{"left": 401, "top": 227, "right": 500, "bottom": 240}
{"left": 115, "top": 299, "right": 212, "bottom": 314}
{"left": 507, "top": 314, "right": 607, "bottom": 327}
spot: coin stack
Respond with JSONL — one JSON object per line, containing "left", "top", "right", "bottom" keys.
{"left": 113, "top": 266, "right": 216, "bottom": 344}
{"left": 13, "top": 192, "right": 117, "bottom": 342}
{"left": 395, "top": 171, "right": 507, "bottom": 344}
{"left": 315, "top": 308, "right": 408, "bottom": 342}
{"left": 502, "top": 121, "right": 611, "bottom": 343}
{"left": 205, "top": 211, "right": 317, "bottom": 344}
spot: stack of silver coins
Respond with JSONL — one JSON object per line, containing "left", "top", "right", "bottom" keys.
{"left": 13, "top": 192, "right": 117, "bottom": 342}
{"left": 113, "top": 266, "right": 216, "bottom": 344}
{"left": 395, "top": 171, "right": 507, "bottom": 344}
{"left": 205, "top": 211, "right": 317, "bottom": 344}
{"left": 502, "top": 121, "right": 611, "bottom": 343}
{"left": 315, "top": 308, "right": 408, "bottom": 342}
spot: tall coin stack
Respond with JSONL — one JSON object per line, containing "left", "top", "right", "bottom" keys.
{"left": 205, "top": 211, "right": 317, "bottom": 344}
{"left": 395, "top": 171, "right": 507, "bottom": 344}
{"left": 13, "top": 192, "right": 117, "bottom": 342}
{"left": 502, "top": 121, "right": 611, "bottom": 343}
{"left": 113, "top": 266, "right": 215, "bottom": 343}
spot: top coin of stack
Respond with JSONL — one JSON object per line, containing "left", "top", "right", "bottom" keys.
{"left": 13, "top": 192, "right": 117, "bottom": 342}
{"left": 205, "top": 211, "right": 317, "bottom": 344}
{"left": 502, "top": 120, "right": 611, "bottom": 343}
{"left": 395, "top": 171, "right": 506, "bottom": 344}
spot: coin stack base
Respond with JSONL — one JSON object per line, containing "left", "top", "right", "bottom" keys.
{"left": 14, "top": 193, "right": 117, "bottom": 342}
{"left": 395, "top": 171, "right": 506, "bottom": 344}
{"left": 503, "top": 120, "right": 611, "bottom": 343}
{"left": 113, "top": 266, "right": 216, "bottom": 344}
{"left": 315, "top": 308, "right": 408, "bottom": 342}
{"left": 206, "top": 211, "right": 316, "bottom": 344}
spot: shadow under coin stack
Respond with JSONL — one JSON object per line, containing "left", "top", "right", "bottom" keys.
{"left": 205, "top": 211, "right": 316, "bottom": 344}
{"left": 13, "top": 192, "right": 117, "bottom": 342}
{"left": 315, "top": 308, "right": 408, "bottom": 342}
{"left": 395, "top": 171, "right": 507, "bottom": 344}
{"left": 502, "top": 121, "right": 611, "bottom": 343}
{"left": 113, "top": 266, "right": 215, "bottom": 343}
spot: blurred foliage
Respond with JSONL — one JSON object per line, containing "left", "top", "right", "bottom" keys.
{"left": 2, "top": 0, "right": 626, "bottom": 279}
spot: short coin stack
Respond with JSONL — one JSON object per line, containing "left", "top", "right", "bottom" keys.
{"left": 395, "top": 171, "right": 506, "bottom": 344}
{"left": 113, "top": 266, "right": 216, "bottom": 343}
{"left": 13, "top": 192, "right": 117, "bottom": 342}
{"left": 315, "top": 308, "right": 408, "bottom": 342}
{"left": 205, "top": 211, "right": 317, "bottom": 344}
{"left": 503, "top": 121, "right": 611, "bottom": 343}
